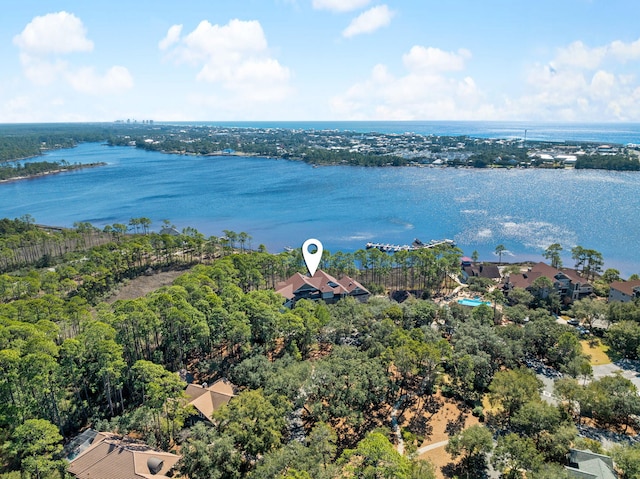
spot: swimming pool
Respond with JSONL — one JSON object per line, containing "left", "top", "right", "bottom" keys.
{"left": 457, "top": 298, "right": 491, "bottom": 307}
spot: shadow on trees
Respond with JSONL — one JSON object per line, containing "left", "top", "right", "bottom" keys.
{"left": 442, "top": 455, "right": 489, "bottom": 479}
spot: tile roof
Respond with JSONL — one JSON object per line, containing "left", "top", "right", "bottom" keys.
{"left": 505, "top": 262, "right": 591, "bottom": 290}
{"left": 185, "top": 378, "right": 235, "bottom": 422}
{"left": 67, "top": 433, "right": 180, "bottom": 479}
{"left": 275, "top": 269, "right": 370, "bottom": 302}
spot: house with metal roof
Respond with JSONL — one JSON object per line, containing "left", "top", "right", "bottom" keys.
{"left": 565, "top": 449, "right": 617, "bottom": 479}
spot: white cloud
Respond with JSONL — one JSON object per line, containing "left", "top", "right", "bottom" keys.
{"left": 610, "top": 38, "right": 640, "bottom": 62}
{"left": 554, "top": 41, "right": 605, "bottom": 69}
{"left": 13, "top": 11, "right": 93, "bottom": 54}
{"left": 162, "top": 18, "right": 291, "bottom": 104}
{"left": 13, "top": 11, "right": 133, "bottom": 96}
{"left": 343, "top": 5, "right": 394, "bottom": 38}
{"left": 502, "top": 36, "right": 640, "bottom": 121}
{"left": 590, "top": 70, "right": 615, "bottom": 99}
{"left": 18, "top": 55, "right": 68, "bottom": 86}
{"left": 331, "top": 45, "right": 490, "bottom": 120}
{"left": 553, "top": 37, "right": 640, "bottom": 70}
{"left": 180, "top": 19, "right": 268, "bottom": 65}
{"left": 312, "top": 0, "right": 370, "bottom": 12}
{"left": 66, "top": 66, "right": 134, "bottom": 94}
{"left": 159, "top": 24, "right": 183, "bottom": 50}
{"left": 403, "top": 45, "right": 471, "bottom": 72}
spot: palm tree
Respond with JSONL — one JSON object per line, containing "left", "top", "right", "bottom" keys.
{"left": 494, "top": 244, "right": 506, "bottom": 264}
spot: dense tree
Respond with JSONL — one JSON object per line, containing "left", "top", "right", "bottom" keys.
{"left": 606, "top": 320, "right": 640, "bottom": 358}
{"left": 178, "top": 422, "right": 242, "bottom": 479}
{"left": 6, "top": 418, "right": 63, "bottom": 479}
{"left": 338, "top": 429, "right": 434, "bottom": 479}
{"left": 569, "top": 297, "right": 607, "bottom": 330}
{"left": 248, "top": 422, "right": 338, "bottom": 479}
{"left": 445, "top": 424, "right": 493, "bottom": 478}
{"left": 129, "top": 360, "right": 189, "bottom": 447}
{"left": 571, "top": 246, "right": 604, "bottom": 280}
{"left": 543, "top": 243, "right": 563, "bottom": 269}
{"left": 612, "top": 443, "right": 640, "bottom": 479}
{"left": 492, "top": 433, "right": 544, "bottom": 479}
{"left": 214, "top": 389, "right": 290, "bottom": 459}
{"left": 306, "top": 346, "right": 390, "bottom": 442}
{"left": 488, "top": 368, "right": 542, "bottom": 422}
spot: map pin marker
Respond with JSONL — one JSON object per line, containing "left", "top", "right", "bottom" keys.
{"left": 302, "top": 238, "right": 323, "bottom": 277}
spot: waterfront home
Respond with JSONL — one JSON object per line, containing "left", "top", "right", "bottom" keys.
{"left": 503, "top": 262, "right": 592, "bottom": 304}
{"left": 159, "top": 226, "right": 180, "bottom": 236}
{"left": 276, "top": 269, "right": 370, "bottom": 308}
{"left": 460, "top": 262, "right": 501, "bottom": 282}
{"left": 609, "top": 279, "right": 640, "bottom": 303}
{"left": 67, "top": 431, "right": 180, "bottom": 479}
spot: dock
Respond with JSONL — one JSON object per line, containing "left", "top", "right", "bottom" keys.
{"left": 365, "top": 238, "right": 456, "bottom": 253}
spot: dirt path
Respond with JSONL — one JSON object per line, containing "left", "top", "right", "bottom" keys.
{"left": 416, "top": 440, "right": 448, "bottom": 455}
{"left": 105, "top": 268, "right": 191, "bottom": 303}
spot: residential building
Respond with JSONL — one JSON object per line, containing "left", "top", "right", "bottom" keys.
{"left": 609, "top": 279, "right": 640, "bottom": 303}
{"left": 275, "top": 269, "right": 370, "bottom": 308}
{"left": 67, "top": 431, "right": 180, "bottom": 479}
{"left": 184, "top": 378, "right": 236, "bottom": 423}
{"left": 503, "top": 262, "right": 592, "bottom": 303}
{"left": 565, "top": 448, "right": 617, "bottom": 479}
{"left": 461, "top": 262, "right": 501, "bottom": 282}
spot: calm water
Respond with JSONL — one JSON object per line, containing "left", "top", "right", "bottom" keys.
{"left": 180, "top": 120, "right": 640, "bottom": 144}
{"left": 1, "top": 128, "right": 640, "bottom": 277}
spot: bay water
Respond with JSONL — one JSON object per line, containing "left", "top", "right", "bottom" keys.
{"left": 0, "top": 123, "right": 639, "bottom": 277}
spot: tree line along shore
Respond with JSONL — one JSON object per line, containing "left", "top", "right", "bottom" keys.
{"left": 1, "top": 122, "right": 639, "bottom": 172}
{"left": 2, "top": 215, "right": 640, "bottom": 478}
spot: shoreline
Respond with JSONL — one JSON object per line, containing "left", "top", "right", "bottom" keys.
{"left": 0, "top": 162, "right": 107, "bottom": 184}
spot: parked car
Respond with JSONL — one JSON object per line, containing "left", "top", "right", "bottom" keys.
{"left": 567, "top": 319, "right": 579, "bottom": 326}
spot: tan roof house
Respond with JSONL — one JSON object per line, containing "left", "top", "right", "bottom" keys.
{"left": 275, "top": 269, "right": 370, "bottom": 308}
{"left": 184, "top": 378, "right": 236, "bottom": 423}
{"left": 67, "top": 432, "right": 180, "bottom": 479}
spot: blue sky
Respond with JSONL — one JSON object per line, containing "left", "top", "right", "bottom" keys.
{"left": 2, "top": 0, "right": 640, "bottom": 122}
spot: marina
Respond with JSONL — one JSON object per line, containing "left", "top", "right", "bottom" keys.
{"left": 365, "top": 238, "right": 456, "bottom": 253}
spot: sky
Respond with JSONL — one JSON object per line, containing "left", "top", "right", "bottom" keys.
{"left": 2, "top": 0, "right": 640, "bottom": 123}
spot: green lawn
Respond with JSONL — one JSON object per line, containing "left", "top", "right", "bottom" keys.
{"left": 581, "top": 339, "right": 611, "bottom": 366}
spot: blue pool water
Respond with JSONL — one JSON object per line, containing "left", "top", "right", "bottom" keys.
{"left": 457, "top": 298, "right": 492, "bottom": 307}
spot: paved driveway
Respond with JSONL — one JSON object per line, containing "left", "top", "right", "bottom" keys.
{"left": 592, "top": 359, "right": 640, "bottom": 390}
